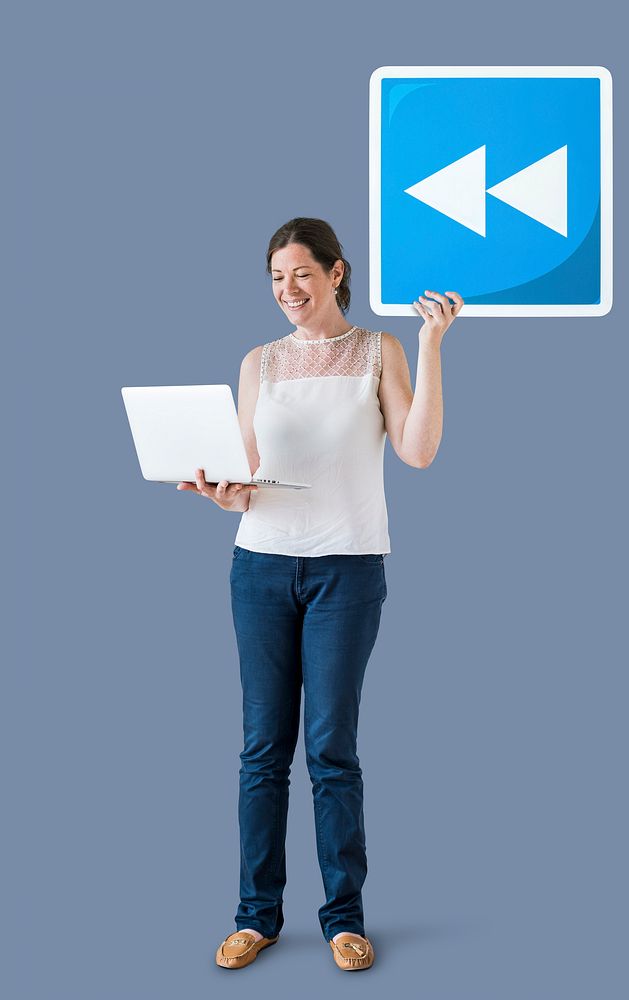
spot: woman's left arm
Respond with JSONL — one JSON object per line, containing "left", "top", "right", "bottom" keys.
{"left": 378, "top": 289, "right": 464, "bottom": 468}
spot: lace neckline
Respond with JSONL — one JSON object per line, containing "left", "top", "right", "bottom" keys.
{"left": 288, "top": 325, "right": 358, "bottom": 346}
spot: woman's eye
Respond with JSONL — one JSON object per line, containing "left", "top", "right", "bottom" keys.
{"left": 273, "top": 275, "right": 310, "bottom": 281}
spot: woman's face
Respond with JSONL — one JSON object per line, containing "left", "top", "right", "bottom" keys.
{"left": 271, "top": 243, "right": 342, "bottom": 323}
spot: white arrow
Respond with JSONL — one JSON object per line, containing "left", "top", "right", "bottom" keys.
{"left": 404, "top": 146, "right": 487, "bottom": 236}
{"left": 404, "top": 145, "right": 568, "bottom": 238}
{"left": 486, "top": 145, "right": 567, "bottom": 236}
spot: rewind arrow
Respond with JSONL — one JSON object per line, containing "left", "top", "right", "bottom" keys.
{"left": 404, "top": 145, "right": 568, "bottom": 237}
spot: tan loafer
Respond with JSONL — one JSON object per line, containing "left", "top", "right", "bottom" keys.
{"left": 329, "top": 932, "right": 374, "bottom": 970}
{"left": 216, "top": 930, "right": 279, "bottom": 969}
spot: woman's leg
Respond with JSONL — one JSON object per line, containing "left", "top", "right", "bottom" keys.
{"left": 299, "top": 554, "right": 387, "bottom": 943}
{"left": 229, "top": 548, "right": 303, "bottom": 939}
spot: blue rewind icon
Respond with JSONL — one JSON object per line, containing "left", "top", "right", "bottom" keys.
{"left": 369, "top": 67, "right": 613, "bottom": 317}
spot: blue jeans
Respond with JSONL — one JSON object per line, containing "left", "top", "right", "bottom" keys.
{"left": 229, "top": 545, "right": 388, "bottom": 943}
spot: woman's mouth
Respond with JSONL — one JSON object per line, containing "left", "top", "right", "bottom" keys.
{"left": 284, "top": 298, "right": 310, "bottom": 311}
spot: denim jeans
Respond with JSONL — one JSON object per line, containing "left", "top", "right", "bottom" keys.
{"left": 229, "top": 545, "right": 388, "bottom": 943}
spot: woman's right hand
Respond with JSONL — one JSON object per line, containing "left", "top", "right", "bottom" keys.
{"left": 176, "top": 468, "right": 258, "bottom": 511}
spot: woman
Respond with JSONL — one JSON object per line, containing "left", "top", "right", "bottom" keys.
{"left": 178, "top": 218, "right": 463, "bottom": 971}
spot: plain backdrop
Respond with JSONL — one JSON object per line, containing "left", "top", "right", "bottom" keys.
{"left": 4, "top": 2, "right": 627, "bottom": 998}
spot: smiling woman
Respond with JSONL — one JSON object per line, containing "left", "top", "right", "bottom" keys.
{"left": 206, "top": 216, "right": 463, "bottom": 971}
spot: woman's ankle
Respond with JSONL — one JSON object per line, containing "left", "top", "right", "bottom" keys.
{"left": 239, "top": 927, "right": 264, "bottom": 942}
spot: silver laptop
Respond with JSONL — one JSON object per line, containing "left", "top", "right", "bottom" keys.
{"left": 121, "top": 384, "right": 311, "bottom": 489}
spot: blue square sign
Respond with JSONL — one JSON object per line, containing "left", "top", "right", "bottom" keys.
{"left": 369, "top": 66, "right": 613, "bottom": 317}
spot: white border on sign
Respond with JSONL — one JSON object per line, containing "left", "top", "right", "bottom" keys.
{"left": 368, "top": 66, "right": 613, "bottom": 318}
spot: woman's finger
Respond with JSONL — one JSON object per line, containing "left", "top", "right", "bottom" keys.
{"left": 444, "top": 291, "right": 464, "bottom": 314}
{"left": 423, "top": 290, "right": 447, "bottom": 311}
{"left": 177, "top": 479, "right": 258, "bottom": 499}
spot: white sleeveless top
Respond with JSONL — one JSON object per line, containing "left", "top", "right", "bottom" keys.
{"left": 233, "top": 324, "right": 391, "bottom": 557}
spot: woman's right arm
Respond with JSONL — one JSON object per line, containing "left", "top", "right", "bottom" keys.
{"left": 177, "top": 346, "right": 263, "bottom": 512}
{"left": 233, "top": 345, "right": 263, "bottom": 510}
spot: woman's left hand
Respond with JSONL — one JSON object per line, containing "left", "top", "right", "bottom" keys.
{"left": 412, "top": 289, "right": 464, "bottom": 347}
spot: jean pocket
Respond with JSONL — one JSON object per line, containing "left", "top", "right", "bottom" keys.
{"left": 357, "top": 553, "right": 384, "bottom": 565}
{"left": 233, "top": 545, "right": 244, "bottom": 560}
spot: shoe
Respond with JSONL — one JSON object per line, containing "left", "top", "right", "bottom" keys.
{"left": 215, "top": 930, "right": 280, "bottom": 969}
{"left": 329, "top": 932, "right": 375, "bottom": 971}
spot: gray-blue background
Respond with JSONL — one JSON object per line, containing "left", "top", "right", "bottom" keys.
{"left": 4, "top": 2, "right": 627, "bottom": 998}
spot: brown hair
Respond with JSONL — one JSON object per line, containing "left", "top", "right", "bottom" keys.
{"left": 266, "top": 217, "right": 352, "bottom": 316}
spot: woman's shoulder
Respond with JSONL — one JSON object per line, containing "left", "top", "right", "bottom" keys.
{"left": 356, "top": 327, "right": 400, "bottom": 347}
{"left": 240, "top": 343, "right": 265, "bottom": 374}
{"left": 374, "top": 331, "right": 406, "bottom": 381}
{"left": 379, "top": 330, "right": 404, "bottom": 355}
{"left": 242, "top": 333, "right": 287, "bottom": 363}
{"left": 377, "top": 329, "right": 401, "bottom": 346}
